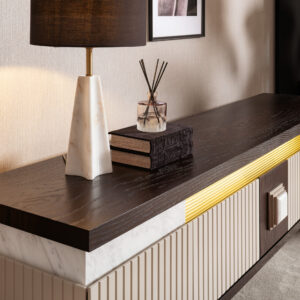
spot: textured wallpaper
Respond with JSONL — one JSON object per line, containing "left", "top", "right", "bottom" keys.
{"left": 0, "top": 0, "right": 274, "bottom": 172}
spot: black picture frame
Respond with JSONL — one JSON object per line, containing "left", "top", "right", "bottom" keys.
{"left": 149, "top": 0, "right": 205, "bottom": 41}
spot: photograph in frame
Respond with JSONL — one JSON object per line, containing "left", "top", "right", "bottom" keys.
{"left": 150, "top": 0, "right": 205, "bottom": 41}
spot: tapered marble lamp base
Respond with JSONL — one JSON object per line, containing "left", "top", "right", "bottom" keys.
{"left": 65, "top": 76, "right": 112, "bottom": 180}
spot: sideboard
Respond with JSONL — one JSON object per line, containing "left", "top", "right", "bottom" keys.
{"left": 1, "top": 93, "right": 300, "bottom": 300}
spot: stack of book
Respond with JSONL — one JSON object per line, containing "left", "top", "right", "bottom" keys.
{"left": 110, "top": 124, "right": 193, "bottom": 170}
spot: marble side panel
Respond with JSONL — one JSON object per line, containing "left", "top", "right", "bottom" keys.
{"left": 0, "top": 223, "right": 86, "bottom": 284}
{"left": 0, "top": 200, "right": 185, "bottom": 286}
{"left": 85, "top": 200, "right": 185, "bottom": 285}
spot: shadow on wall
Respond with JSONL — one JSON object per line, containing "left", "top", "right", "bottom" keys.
{"left": 245, "top": 2, "right": 269, "bottom": 96}
{"left": 187, "top": 0, "right": 239, "bottom": 113}
{"left": 194, "top": 0, "right": 272, "bottom": 113}
{"left": 209, "top": 0, "right": 239, "bottom": 75}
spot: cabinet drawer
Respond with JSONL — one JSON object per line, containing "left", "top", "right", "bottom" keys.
{"left": 259, "top": 161, "right": 288, "bottom": 257}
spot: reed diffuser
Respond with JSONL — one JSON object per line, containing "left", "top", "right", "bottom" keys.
{"left": 137, "top": 59, "right": 168, "bottom": 132}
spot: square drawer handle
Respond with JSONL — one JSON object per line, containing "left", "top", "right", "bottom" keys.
{"left": 268, "top": 183, "right": 288, "bottom": 230}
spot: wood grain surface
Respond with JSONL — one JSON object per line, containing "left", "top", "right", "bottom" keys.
{"left": 1, "top": 93, "right": 300, "bottom": 251}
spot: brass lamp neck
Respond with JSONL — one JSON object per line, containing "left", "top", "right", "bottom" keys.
{"left": 86, "top": 48, "right": 93, "bottom": 76}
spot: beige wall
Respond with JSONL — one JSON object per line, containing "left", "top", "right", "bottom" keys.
{"left": 0, "top": 0, "right": 274, "bottom": 173}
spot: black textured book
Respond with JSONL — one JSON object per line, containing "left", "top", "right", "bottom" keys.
{"left": 110, "top": 124, "right": 193, "bottom": 170}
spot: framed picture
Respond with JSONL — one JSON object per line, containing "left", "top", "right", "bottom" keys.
{"left": 149, "top": 0, "right": 205, "bottom": 41}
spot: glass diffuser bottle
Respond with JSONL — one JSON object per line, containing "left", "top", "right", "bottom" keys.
{"left": 137, "top": 59, "right": 168, "bottom": 133}
{"left": 137, "top": 93, "right": 167, "bottom": 132}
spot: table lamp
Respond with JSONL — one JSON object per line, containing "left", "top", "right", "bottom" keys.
{"left": 30, "top": 0, "right": 146, "bottom": 180}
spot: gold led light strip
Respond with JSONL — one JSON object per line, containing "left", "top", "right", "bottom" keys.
{"left": 185, "top": 135, "right": 300, "bottom": 223}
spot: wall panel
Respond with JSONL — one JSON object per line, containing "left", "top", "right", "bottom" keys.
{"left": 88, "top": 180, "right": 260, "bottom": 300}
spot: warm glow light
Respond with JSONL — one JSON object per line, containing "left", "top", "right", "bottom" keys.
{"left": 0, "top": 66, "right": 75, "bottom": 172}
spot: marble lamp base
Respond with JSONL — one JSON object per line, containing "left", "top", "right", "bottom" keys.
{"left": 65, "top": 76, "right": 113, "bottom": 180}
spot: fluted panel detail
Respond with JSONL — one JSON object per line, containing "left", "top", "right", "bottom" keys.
{"left": 0, "top": 256, "right": 86, "bottom": 300}
{"left": 88, "top": 180, "right": 260, "bottom": 300}
{"left": 288, "top": 152, "right": 300, "bottom": 229}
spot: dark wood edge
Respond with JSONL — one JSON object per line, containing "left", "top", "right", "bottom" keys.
{"left": 149, "top": 0, "right": 206, "bottom": 41}
{"left": 0, "top": 205, "right": 89, "bottom": 251}
{"left": 220, "top": 221, "right": 300, "bottom": 300}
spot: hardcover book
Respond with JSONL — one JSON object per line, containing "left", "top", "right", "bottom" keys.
{"left": 110, "top": 124, "right": 193, "bottom": 170}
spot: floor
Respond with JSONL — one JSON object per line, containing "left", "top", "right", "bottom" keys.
{"left": 233, "top": 228, "right": 300, "bottom": 300}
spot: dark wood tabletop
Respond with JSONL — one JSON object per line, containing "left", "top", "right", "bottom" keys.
{"left": 1, "top": 93, "right": 300, "bottom": 251}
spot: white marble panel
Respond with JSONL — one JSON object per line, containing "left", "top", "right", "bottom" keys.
{"left": 85, "top": 200, "right": 185, "bottom": 285}
{"left": 0, "top": 223, "right": 86, "bottom": 284}
{"left": 0, "top": 200, "right": 185, "bottom": 286}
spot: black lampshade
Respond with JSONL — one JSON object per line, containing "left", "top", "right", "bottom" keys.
{"left": 30, "top": 0, "right": 146, "bottom": 47}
